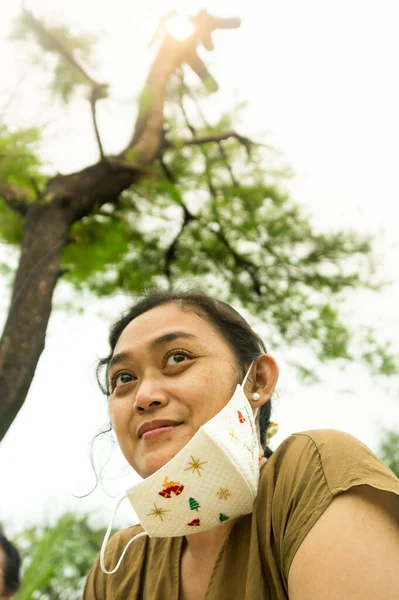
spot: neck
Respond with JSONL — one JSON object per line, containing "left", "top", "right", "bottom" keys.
{"left": 183, "top": 520, "right": 234, "bottom": 560}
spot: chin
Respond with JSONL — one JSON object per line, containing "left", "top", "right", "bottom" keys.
{"left": 139, "top": 443, "right": 186, "bottom": 478}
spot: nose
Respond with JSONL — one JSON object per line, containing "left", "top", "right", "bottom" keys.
{"left": 133, "top": 379, "right": 169, "bottom": 414}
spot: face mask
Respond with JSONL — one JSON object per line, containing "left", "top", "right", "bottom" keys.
{"left": 100, "top": 362, "right": 262, "bottom": 574}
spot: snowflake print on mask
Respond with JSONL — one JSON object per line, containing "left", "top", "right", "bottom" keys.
{"left": 216, "top": 488, "right": 231, "bottom": 500}
{"left": 184, "top": 456, "right": 208, "bottom": 476}
{"left": 147, "top": 503, "right": 170, "bottom": 521}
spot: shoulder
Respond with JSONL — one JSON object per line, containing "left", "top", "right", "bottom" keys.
{"left": 271, "top": 427, "right": 374, "bottom": 463}
{"left": 267, "top": 428, "right": 399, "bottom": 496}
{"left": 254, "top": 428, "right": 399, "bottom": 589}
{"left": 287, "top": 465, "right": 399, "bottom": 598}
{"left": 82, "top": 525, "right": 145, "bottom": 599}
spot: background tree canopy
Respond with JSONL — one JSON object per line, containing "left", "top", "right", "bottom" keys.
{"left": 1, "top": 4, "right": 398, "bottom": 598}
{"left": 1, "top": 8, "right": 397, "bottom": 443}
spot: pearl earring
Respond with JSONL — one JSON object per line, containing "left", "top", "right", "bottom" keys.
{"left": 252, "top": 392, "right": 261, "bottom": 401}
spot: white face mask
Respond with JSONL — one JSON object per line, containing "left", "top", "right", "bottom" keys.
{"left": 100, "top": 362, "right": 262, "bottom": 574}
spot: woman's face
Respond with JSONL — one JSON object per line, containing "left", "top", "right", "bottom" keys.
{"left": 108, "top": 303, "right": 241, "bottom": 478}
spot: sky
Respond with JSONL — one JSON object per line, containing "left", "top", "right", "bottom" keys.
{"left": 0, "top": 0, "right": 399, "bottom": 535}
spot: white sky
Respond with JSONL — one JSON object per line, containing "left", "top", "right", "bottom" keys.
{"left": 0, "top": 0, "right": 399, "bottom": 534}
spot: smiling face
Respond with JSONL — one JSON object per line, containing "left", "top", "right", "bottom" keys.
{"left": 108, "top": 303, "right": 241, "bottom": 478}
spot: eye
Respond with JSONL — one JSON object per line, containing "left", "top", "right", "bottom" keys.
{"left": 165, "top": 351, "right": 191, "bottom": 366}
{"left": 110, "top": 371, "right": 135, "bottom": 391}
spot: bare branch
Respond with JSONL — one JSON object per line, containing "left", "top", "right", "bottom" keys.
{"left": 164, "top": 206, "right": 194, "bottom": 282}
{"left": 22, "top": 10, "right": 99, "bottom": 87}
{"left": 177, "top": 77, "right": 242, "bottom": 187}
{"left": 159, "top": 157, "right": 195, "bottom": 282}
{"left": 0, "top": 72, "right": 27, "bottom": 121}
{"left": 90, "top": 84, "right": 109, "bottom": 160}
{"left": 23, "top": 10, "right": 109, "bottom": 160}
{"left": 162, "top": 130, "right": 255, "bottom": 154}
{"left": 0, "top": 182, "right": 29, "bottom": 215}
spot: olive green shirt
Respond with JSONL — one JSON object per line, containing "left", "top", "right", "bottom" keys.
{"left": 82, "top": 429, "right": 399, "bottom": 599}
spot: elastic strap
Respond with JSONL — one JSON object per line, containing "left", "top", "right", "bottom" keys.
{"left": 242, "top": 360, "right": 255, "bottom": 388}
{"left": 100, "top": 495, "right": 148, "bottom": 574}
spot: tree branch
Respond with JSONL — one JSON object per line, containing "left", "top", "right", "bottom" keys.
{"left": 159, "top": 157, "right": 195, "bottom": 282}
{"left": 22, "top": 10, "right": 99, "bottom": 87}
{"left": 23, "top": 10, "right": 108, "bottom": 161}
{"left": 90, "top": 84, "right": 108, "bottom": 160}
{"left": 159, "top": 155, "right": 176, "bottom": 183}
{"left": 164, "top": 206, "right": 195, "bottom": 283}
{"left": 162, "top": 130, "right": 255, "bottom": 154}
{"left": 0, "top": 182, "right": 29, "bottom": 215}
{"left": 120, "top": 11, "right": 240, "bottom": 167}
{"left": 174, "top": 80, "right": 272, "bottom": 297}
{"left": 177, "top": 76, "right": 241, "bottom": 187}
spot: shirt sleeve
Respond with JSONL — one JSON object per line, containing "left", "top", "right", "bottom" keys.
{"left": 268, "top": 429, "right": 399, "bottom": 585}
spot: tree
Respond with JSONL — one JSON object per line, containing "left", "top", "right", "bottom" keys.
{"left": 0, "top": 9, "right": 395, "bottom": 442}
{"left": 378, "top": 429, "right": 399, "bottom": 478}
{"left": 189, "top": 497, "right": 201, "bottom": 511}
{"left": 12, "top": 513, "right": 107, "bottom": 600}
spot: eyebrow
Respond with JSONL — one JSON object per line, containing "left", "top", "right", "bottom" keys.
{"left": 108, "top": 331, "right": 198, "bottom": 370}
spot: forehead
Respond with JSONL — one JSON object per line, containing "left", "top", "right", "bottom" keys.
{"left": 114, "top": 302, "right": 226, "bottom": 353}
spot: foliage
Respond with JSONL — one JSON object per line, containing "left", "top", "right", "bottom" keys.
{"left": 360, "top": 329, "right": 398, "bottom": 376}
{"left": 0, "top": 201, "right": 24, "bottom": 246}
{"left": 0, "top": 125, "right": 45, "bottom": 247}
{"left": 1, "top": 16, "right": 397, "bottom": 374}
{"left": 11, "top": 11, "right": 98, "bottom": 102}
{"left": 378, "top": 429, "right": 399, "bottom": 478}
{"left": 0, "top": 125, "right": 44, "bottom": 195}
{"left": 13, "top": 513, "right": 107, "bottom": 600}
{"left": 59, "top": 81, "right": 389, "bottom": 368}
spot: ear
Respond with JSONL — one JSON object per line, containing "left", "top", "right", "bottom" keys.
{"left": 244, "top": 354, "right": 279, "bottom": 408}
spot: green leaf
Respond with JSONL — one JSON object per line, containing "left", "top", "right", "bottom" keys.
{"left": 11, "top": 11, "right": 98, "bottom": 103}
{"left": 0, "top": 125, "right": 43, "bottom": 190}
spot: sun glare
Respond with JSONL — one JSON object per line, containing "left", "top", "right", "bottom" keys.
{"left": 164, "top": 15, "right": 195, "bottom": 41}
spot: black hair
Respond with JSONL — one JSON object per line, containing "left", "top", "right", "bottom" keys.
{"left": 97, "top": 289, "right": 275, "bottom": 458}
{"left": 0, "top": 532, "right": 21, "bottom": 594}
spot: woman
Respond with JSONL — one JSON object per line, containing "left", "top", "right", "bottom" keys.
{"left": 83, "top": 289, "right": 399, "bottom": 599}
{"left": 0, "top": 532, "right": 20, "bottom": 599}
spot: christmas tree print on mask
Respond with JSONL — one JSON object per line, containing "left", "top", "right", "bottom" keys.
{"left": 189, "top": 497, "right": 201, "bottom": 511}
{"left": 219, "top": 513, "right": 229, "bottom": 522}
{"left": 119, "top": 362, "right": 261, "bottom": 542}
{"left": 158, "top": 476, "right": 184, "bottom": 499}
{"left": 100, "top": 362, "right": 264, "bottom": 575}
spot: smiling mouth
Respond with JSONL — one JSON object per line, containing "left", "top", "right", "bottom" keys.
{"left": 141, "top": 424, "right": 181, "bottom": 441}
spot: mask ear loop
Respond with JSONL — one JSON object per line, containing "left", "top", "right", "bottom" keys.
{"left": 242, "top": 360, "right": 255, "bottom": 388}
{"left": 242, "top": 360, "right": 263, "bottom": 455}
{"left": 100, "top": 495, "right": 148, "bottom": 575}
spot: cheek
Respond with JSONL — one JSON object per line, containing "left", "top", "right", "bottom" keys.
{"left": 108, "top": 400, "right": 132, "bottom": 434}
{"left": 186, "top": 375, "right": 232, "bottom": 422}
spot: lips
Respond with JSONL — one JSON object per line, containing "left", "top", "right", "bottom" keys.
{"left": 137, "top": 419, "right": 182, "bottom": 439}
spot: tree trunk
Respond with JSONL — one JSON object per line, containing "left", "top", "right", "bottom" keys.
{"left": 0, "top": 203, "right": 71, "bottom": 441}
{"left": 0, "top": 10, "right": 239, "bottom": 442}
